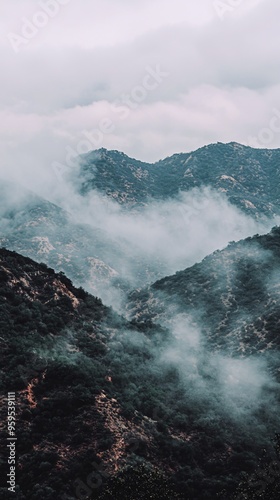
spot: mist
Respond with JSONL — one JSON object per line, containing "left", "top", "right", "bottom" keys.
{"left": 151, "top": 308, "right": 280, "bottom": 446}
{"left": 2, "top": 147, "right": 280, "bottom": 498}
{"left": 1, "top": 153, "right": 278, "bottom": 313}
{"left": 48, "top": 170, "right": 277, "bottom": 310}
{"left": 2, "top": 1, "right": 280, "bottom": 496}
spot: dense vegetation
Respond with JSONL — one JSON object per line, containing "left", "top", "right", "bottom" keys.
{"left": 1, "top": 247, "right": 280, "bottom": 498}
{"left": 129, "top": 226, "right": 280, "bottom": 357}
{"left": 78, "top": 143, "right": 280, "bottom": 217}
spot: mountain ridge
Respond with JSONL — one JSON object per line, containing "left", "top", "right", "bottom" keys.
{"left": 1, "top": 247, "right": 280, "bottom": 498}
{"left": 75, "top": 142, "right": 280, "bottom": 218}
{"left": 128, "top": 225, "right": 280, "bottom": 363}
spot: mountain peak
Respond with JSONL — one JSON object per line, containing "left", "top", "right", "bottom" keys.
{"left": 75, "top": 143, "right": 280, "bottom": 217}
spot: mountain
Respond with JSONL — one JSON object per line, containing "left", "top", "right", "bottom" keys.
{"left": 76, "top": 143, "right": 280, "bottom": 218}
{"left": 1, "top": 144, "right": 280, "bottom": 499}
{"left": 0, "top": 181, "right": 170, "bottom": 307}
{"left": 0, "top": 181, "right": 133, "bottom": 303}
{"left": 2, "top": 142, "right": 280, "bottom": 309}
{"left": 128, "top": 226, "right": 280, "bottom": 369}
{"left": 1, "top": 248, "right": 280, "bottom": 499}
{"left": 0, "top": 248, "right": 178, "bottom": 499}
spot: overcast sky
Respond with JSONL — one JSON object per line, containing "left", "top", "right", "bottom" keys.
{"left": 0, "top": 0, "right": 279, "bottom": 189}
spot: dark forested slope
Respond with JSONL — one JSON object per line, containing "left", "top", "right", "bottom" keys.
{"left": 1, "top": 248, "right": 280, "bottom": 499}
{"left": 128, "top": 226, "right": 280, "bottom": 360}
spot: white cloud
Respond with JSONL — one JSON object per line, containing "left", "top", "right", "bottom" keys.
{"left": 0, "top": 0, "right": 279, "bottom": 183}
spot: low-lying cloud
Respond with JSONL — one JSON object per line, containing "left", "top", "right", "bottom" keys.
{"left": 46, "top": 174, "right": 276, "bottom": 309}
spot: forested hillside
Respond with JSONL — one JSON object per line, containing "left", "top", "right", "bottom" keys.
{"left": 1, "top": 248, "right": 280, "bottom": 499}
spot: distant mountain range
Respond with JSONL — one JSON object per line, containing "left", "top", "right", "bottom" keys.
{"left": 2, "top": 142, "right": 280, "bottom": 309}
{"left": 77, "top": 142, "right": 280, "bottom": 218}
